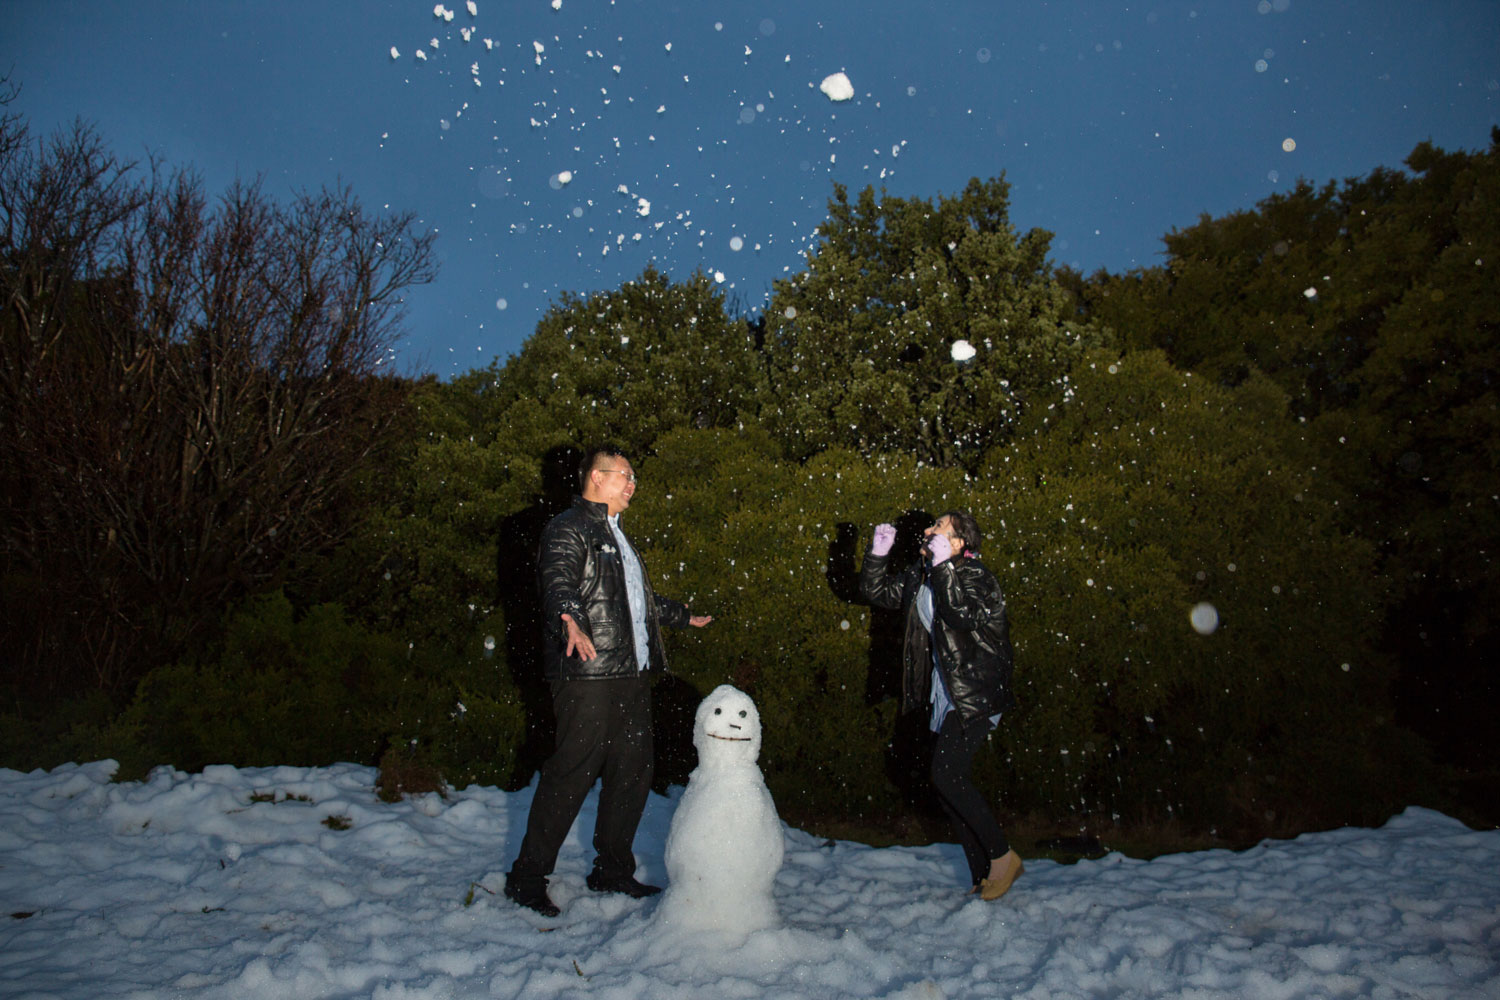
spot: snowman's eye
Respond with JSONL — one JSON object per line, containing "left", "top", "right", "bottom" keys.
{"left": 738, "top": 710, "right": 748, "bottom": 718}
{"left": 713, "top": 707, "right": 722, "bottom": 715}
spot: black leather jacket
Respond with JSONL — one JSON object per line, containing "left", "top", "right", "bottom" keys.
{"left": 537, "top": 496, "right": 690, "bottom": 680}
{"left": 860, "top": 548, "right": 1015, "bottom": 725}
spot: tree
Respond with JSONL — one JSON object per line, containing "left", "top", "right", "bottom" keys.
{"left": 0, "top": 112, "right": 436, "bottom": 697}
{"left": 761, "top": 178, "right": 1105, "bottom": 467}
{"left": 974, "top": 349, "right": 1409, "bottom": 834}
{"left": 471, "top": 265, "right": 765, "bottom": 458}
{"left": 1072, "top": 132, "right": 1500, "bottom": 783}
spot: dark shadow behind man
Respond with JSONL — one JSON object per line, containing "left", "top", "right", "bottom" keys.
{"left": 496, "top": 445, "right": 580, "bottom": 787}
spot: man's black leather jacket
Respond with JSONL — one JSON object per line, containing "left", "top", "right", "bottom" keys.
{"left": 860, "top": 548, "right": 1015, "bottom": 725}
{"left": 537, "top": 496, "right": 689, "bottom": 680}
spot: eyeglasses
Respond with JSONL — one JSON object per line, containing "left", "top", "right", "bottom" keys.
{"left": 600, "top": 468, "right": 637, "bottom": 484}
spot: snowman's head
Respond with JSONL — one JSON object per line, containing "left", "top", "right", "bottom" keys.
{"left": 693, "top": 684, "right": 763, "bottom": 766}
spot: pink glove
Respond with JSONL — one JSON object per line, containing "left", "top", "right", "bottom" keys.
{"left": 927, "top": 533, "right": 953, "bottom": 565}
{"left": 871, "top": 523, "right": 896, "bottom": 556}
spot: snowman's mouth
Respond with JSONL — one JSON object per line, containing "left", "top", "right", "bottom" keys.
{"left": 709, "top": 734, "right": 752, "bottom": 741}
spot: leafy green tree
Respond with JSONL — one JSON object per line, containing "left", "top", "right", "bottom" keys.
{"left": 1074, "top": 131, "right": 1500, "bottom": 786}
{"left": 762, "top": 178, "right": 1105, "bottom": 467}
{"left": 472, "top": 265, "right": 764, "bottom": 457}
{"left": 975, "top": 349, "right": 1415, "bottom": 834}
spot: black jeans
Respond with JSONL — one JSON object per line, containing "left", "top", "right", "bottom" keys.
{"left": 510, "top": 675, "right": 654, "bottom": 882}
{"left": 930, "top": 711, "right": 1010, "bottom": 885}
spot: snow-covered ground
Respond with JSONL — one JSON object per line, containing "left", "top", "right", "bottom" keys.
{"left": 2, "top": 760, "right": 1496, "bottom": 999}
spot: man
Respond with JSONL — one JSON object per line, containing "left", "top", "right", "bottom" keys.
{"left": 859, "top": 510, "right": 1022, "bottom": 901}
{"left": 505, "top": 445, "right": 713, "bottom": 918}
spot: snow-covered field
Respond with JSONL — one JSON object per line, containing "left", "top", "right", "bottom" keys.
{"left": 2, "top": 760, "right": 1496, "bottom": 999}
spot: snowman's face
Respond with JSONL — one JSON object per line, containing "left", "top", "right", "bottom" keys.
{"left": 693, "top": 684, "right": 762, "bottom": 763}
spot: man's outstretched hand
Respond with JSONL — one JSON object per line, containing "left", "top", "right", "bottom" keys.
{"left": 560, "top": 613, "right": 597, "bottom": 661}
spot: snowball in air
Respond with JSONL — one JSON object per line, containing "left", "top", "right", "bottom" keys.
{"left": 1190, "top": 602, "right": 1219, "bottom": 635}
{"left": 819, "top": 72, "right": 855, "bottom": 102}
{"left": 1282, "top": 138, "right": 1296, "bottom": 152}
{"left": 951, "top": 339, "right": 977, "bottom": 362}
{"left": 558, "top": 170, "right": 573, "bottom": 185}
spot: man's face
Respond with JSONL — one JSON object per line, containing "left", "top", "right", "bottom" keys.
{"left": 591, "top": 457, "right": 636, "bottom": 516}
{"left": 923, "top": 515, "right": 964, "bottom": 552}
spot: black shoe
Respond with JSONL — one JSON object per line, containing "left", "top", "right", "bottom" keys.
{"left": 585, "top": 870, "right": 662, "bottom": 898}
{"left": 504, "top": 874, "right": 560, "bottom": 917}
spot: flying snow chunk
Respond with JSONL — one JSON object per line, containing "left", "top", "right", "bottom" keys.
{"left": 1282, "top": 137, "right": 1297, "bottom": 152}
{"left": 558, "top": 170, "right": 573, "bottom": 185}
{"left": 951, "top": 339, "right": 976, "bottom": 362}
{"left": 467, "top": 0, "right": 477, "bottom": 13}
{"left": 390, "top": 46, "right": 401, "bottom": 60}
{"left": 1303, "top": 287, "right": 1318, "bottom": 299}
{"left": 714, "top": 271, "right": 726, "bottom": 283}
{"left": 819, "top": 72, "right": 855, "bottom": 102}
{"left": 552, "top": 0, "right": 562, "bottom": 8}
{"left": 730, "top": 236, "right": 744, "bottom": 251}
{"left": 1190, "top": 602, "right": 1220, "bottom": 635}
{"left": 636, "top": 197, "right": 650, "bottom": 217}
{"left": 434, "top": 4, "right": 454, "bottom": 22}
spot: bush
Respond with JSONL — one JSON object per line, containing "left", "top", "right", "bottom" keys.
{"left": 88, "top": 590, "right": 526, "bottom": 788}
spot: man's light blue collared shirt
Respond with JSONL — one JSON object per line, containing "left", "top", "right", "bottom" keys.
{"left": 607, "top": 514, "right": 651, "bottom": 671}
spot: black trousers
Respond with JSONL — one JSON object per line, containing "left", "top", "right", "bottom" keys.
{"left": 930, "top": 711, "right": 1010, "bottom": 885}
{"left": 510, "top": 675, "right": 654, "bottom": 882}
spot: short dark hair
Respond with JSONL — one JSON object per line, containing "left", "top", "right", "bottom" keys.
{"left": 579, "top": 444, "right": 627, "bottom": 490}
{"left": 941, "top": 509, "right": 983, "bottom": 555}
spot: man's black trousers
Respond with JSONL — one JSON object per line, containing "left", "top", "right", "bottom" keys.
{"left": 510, "top": 675, "right": 654, "bottom": 881}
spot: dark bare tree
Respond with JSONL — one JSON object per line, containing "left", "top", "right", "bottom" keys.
{"left": 1, "top": 105, "right": 436, "bottom": 698}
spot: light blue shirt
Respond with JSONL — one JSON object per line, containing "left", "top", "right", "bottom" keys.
{"left": 918, "top": 581, "right": 1000, "bottom": 732}
{"left": 607, "top": 514, "right": 651, "bottom": 671}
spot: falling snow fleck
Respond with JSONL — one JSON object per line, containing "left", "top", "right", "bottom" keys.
{"left": 1190, "top": 603, "right": 1219, "bottom": 635}
{"left": 819, "top": 72, "right": 855, "bottom": 102}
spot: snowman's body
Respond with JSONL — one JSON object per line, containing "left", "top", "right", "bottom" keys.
{"left": 656, "top": 685, "right": 784, "bottom": 937}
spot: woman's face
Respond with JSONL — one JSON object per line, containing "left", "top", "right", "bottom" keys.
{"left": 923, "top": 515, "right": 964, "bottom": 552}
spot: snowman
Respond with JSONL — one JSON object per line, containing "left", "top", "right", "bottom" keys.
{"left": 655, "top": 684, "right": 784, "bottom": 939}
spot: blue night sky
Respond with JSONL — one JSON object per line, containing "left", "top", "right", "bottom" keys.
{"left": 4, "top": 1, "right": 1497, "bottom": 378}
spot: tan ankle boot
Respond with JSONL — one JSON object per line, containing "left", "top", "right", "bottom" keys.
{"left": 979, "top": 850, "right": 1024, "bottom": 901}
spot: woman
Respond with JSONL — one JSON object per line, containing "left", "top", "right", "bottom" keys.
{"left": 859, "top": 510, "right": 1022, "bottom": 900}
